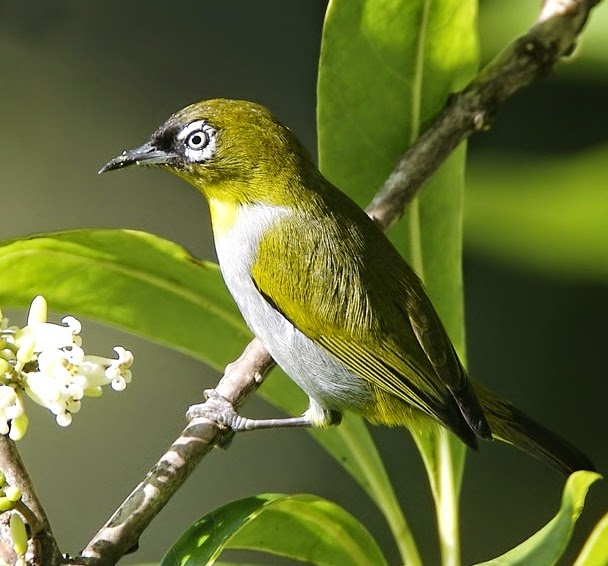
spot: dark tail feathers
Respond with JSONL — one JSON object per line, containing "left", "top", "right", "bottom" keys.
{"left": 473, "top": 381, "right": 595, "bottom": 475}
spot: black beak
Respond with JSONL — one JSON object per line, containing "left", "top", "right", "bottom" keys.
{"left": 98, "top": 142, "right": 173, "bottom": 174}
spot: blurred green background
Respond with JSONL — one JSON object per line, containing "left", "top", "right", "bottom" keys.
{"left": 0, "top": 1, "right": 606, "bottom": 564}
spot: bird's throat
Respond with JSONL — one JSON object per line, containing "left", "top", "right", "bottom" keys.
{"left": 208, "top": 198, "right": 239, "bottom": 236}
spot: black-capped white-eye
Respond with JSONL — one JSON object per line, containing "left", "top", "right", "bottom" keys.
{"left": 177, "top": 120, "right": 217, "bottom": 163}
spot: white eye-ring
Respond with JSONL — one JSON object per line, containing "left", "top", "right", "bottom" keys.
{"left": 177, "top": 120, "right": 217, "bottom": 163}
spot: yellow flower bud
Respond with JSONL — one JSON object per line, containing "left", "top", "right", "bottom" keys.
{"left": 4, "top": 486, "right": 21, "bottom": 502}
{"left": 9, "top": 512, "right": 27, "bottom": 556}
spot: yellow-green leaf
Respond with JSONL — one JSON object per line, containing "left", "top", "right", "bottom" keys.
{"left": 574, "top": 512, "right": 608, "bottom": 566}
{"left": 0, "top": 229, "right": 249, "bottom": 369}
{"left": 474, "top": 471, "right": 601, "bottom": 566}
{"left": 160, "top": 494, "right": 387, "bottom": 566}
{"left": 318, "top": 2, "right": 479, "bottom": 564}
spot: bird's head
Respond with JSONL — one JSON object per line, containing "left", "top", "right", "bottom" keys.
{"left": 100, "top": 98, "right": 315, "bottom": 206}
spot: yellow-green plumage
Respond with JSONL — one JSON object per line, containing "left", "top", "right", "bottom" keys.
{"left": 100, "top": 98, "right": 594, "bottom": 475}
{"left": 249, "top": 190, "right": 488, "bottom": 448}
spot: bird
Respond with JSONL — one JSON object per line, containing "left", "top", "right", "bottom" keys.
{"left": 100, "top": 98, "right": 594, "bottom": 475}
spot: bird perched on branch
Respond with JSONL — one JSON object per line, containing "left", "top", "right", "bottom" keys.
{"left": 100, "top": 98, "right": 594, "bottom": 475}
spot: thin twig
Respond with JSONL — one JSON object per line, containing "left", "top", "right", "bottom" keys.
{"left": 69, "top": 0, "right": 601, "bottom": 564}
{"left": 70, "top": 339, "right": 272, "bottom": 566}
{"left": 0, "top": 436, "right": 63, "bottom": 565}
{"left": 367, "top": 0, "right": 600, "bottom": 229}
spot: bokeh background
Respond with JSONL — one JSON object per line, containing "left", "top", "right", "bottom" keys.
{"left": 1, "top": 1, "right": 606, "bottom": 564}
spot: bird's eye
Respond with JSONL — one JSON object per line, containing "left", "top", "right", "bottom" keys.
{"left": 186, "top": 130, "right": 208, "bottom": 150}
{"left": 178, "top": 120, "right": 217, "bottom": 163}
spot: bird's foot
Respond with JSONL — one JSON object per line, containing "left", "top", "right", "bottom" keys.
{"left": 186, "top": 389, "right": 239, "bottom": 448}
{"left": 187, "top": 388, "right": 240, "bottom": 428}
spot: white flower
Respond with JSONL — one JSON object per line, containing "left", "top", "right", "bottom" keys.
{"left": 0, "top": 296, "right": 134, "bottom": 437}
{"left": 24, "top": 344, "right": 134, "bottom": 428}
{"left": 15, "top": 310, "right": 82, "bottom": 369}
{"left": 78, "top": 347, "right": 134, "bottom": 392}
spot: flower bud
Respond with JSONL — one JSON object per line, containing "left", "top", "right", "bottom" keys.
{"left": 5, "top": 485, "right": 21, "bottom": 502}
{"left": 10, "top": 512, "right": 28, "bottom": 556}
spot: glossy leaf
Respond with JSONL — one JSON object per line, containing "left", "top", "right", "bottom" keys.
{"left": 259, "top": 371, "right": 393, "bottom": 499}
{"left": 574, "top": 512, "right": 608, "bottom": 566}
{"left": 160, "top": 493, "right": 388, "bottom": 566}
{"left": 466, "top": 148, "right": 608, "bottom": 280}
{"left": 0, "top": 229, "right": 249, "bottom": 368}
{"left": 318, "top": 1, "right": 478, "bottom": 564}
{"left": 0, "top": 227, "right": 410, "bottom": 550}
{"left": 258, "top": 370, "right": 413, "bottom": 558}
{"left": 318, "top": 0, "right": 477, "bottom": 352}
{"left": 473, "top": 471, "right": 601, "bottom": 566}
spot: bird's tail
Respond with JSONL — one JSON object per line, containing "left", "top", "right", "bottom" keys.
{"left": 473, "top": 381, "right": 595, "bottom": 475}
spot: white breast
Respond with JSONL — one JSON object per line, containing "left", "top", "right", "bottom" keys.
{"left": 212, "top": 202, "right": 372, "bottom": 424}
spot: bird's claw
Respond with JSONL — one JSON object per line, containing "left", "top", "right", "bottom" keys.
{"left": 187, "top": 388, "right": 238, "bottom": 428}
{"left": 186, "top": 389, "right": 238, "bottom": 448}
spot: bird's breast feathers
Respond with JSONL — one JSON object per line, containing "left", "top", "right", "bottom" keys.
{"left": 211, "top": 201, "right": 291, "bottom": 328}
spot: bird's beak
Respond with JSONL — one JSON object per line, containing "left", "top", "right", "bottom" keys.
{"left": 98, "top": 142, "right": 174, "bottom": 174}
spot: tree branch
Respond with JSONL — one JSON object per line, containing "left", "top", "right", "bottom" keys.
{"left": 71, "top": 339, "right": 273, "bottom": 566}
{"left": 69, "top": 0, "right": 601, "bottom": 563}
{"left": 366, "top": 0, "right": 600, "bottom": 229}
{"left": 0, "top": 436, "right": 63, "bottom": 565}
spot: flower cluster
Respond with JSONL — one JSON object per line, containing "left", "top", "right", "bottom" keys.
{"left": 0, "top": 296, "right": 133, "bottom": 439}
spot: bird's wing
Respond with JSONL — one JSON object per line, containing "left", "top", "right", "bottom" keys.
{"left": 250, "top": 210, "right": 490, "bottom": 441}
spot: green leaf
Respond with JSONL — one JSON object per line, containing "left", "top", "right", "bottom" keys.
{"left": 473, "top": 471, "right": 601, "bottom": 566}
{"left": 0, "top": 229, "right": 250, "bottom": 369}
{"left": 259, "top": 370, "right": 413, "bottom": 559}
{"left": 574, "top": 512, "right": 608, "bottom": 566}
{"left": 160, "top": 493, "right": 387, "bottom": 566}
{"left": 317, "top": 0, "right": 477, "bottom": 348}
{"left": 318, "top": 1, "right": 478, "bottom": 564}
{"left": 466, "top": 147, "right": 608, "bottom": 280}
{"left": 0, "top": 227, "right": 415, "bottom": 560}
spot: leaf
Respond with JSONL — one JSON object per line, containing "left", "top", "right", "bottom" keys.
{"left": 0, "top": 229, "right": 250, "bottom": 368}
{"left": 259, "top": 370, "right": 413, "bottom": 555}
{"left": 259, "top": 370, "right": 391, "bottom": 499}
{"left": 473, "top": 471, "right": 601, "bottom": 566}
{"left": 318, "top": 0, "right": 478, "bottom": 352}
{"left": 574, "top": 512, "right": 608, "bottom": 566}
{"left": 465, "top": 147, "right": 608, "bottom": 280}
{"left": 0, "top": 227, "right": 412, "bottom": 554}
{"left": 318, "top": 1, "right": 478, "bottom": 564}
{"left": 160, "top": 493, "right": 388, "bottom": 566}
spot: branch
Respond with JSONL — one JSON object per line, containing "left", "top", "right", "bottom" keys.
{"left": 0, "top": 436, "right": 63, "bottom": 565}
{"left": 72, "top": 339, "right": 273, "bottom": 565}
{"left": 69, "top": 0, "right": 601, "bottom": 563}
{"left": 366, "top": 0, "right": 601, "bottom": 229}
